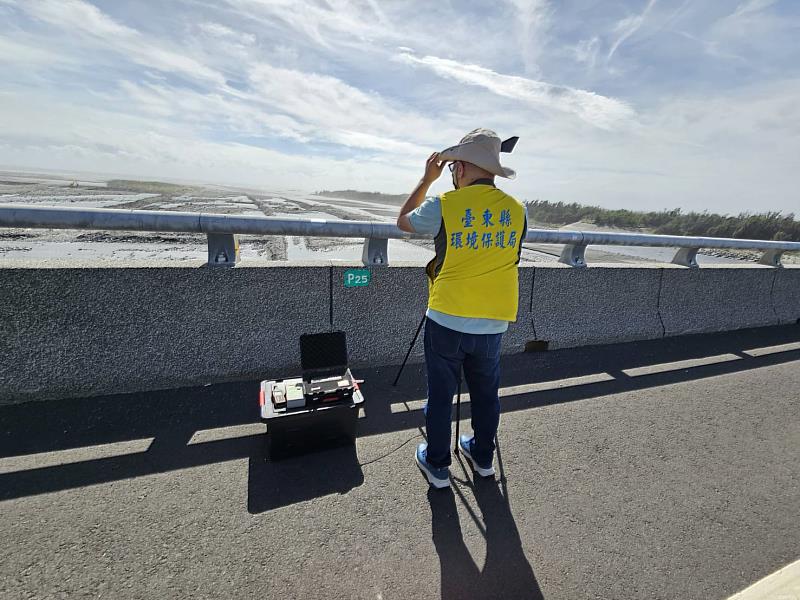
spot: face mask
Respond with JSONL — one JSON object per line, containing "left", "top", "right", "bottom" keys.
{"left": 450, "top": 162, "right": 459, "bottom": 190}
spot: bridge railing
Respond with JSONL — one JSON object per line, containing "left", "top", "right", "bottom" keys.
{"left": 0, "top": 203, "right": 798, "bottom": 268}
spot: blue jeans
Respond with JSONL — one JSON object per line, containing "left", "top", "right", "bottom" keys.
{"left": 423, "top": 318, "right": 503, "bottom": 469}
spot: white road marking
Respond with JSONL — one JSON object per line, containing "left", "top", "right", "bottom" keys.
{"left": 187, "top": 423, "right": 266, "bottom": 445}
{"left": 727, "top": 558, "right": 800, "bottom": 600}
{"left": 389, "top": 372, "right": 614, "bottom": 413}
{"left": 742, "top": 341, "right": 800, "bottom": 357}
{"left": 622, "top": 353, "right": 741, "bottom": 377}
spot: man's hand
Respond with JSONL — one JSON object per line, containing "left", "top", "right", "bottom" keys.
{"left": 397, "top": 151, "right": 446, "bottom": 232}
{"left": 422, "top": 152, "right": 446, "bottom": 184}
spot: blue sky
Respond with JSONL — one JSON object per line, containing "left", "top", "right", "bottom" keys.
{"left": 0, "top": 0, "right": 798, "bottom": 214}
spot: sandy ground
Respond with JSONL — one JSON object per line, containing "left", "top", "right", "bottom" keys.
{"left": 1, "top": 170, "right": 789, "bottom": 266}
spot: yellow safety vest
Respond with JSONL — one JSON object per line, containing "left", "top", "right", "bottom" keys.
{"left": 426, "top": 184, "right": 526, "bottom": 321}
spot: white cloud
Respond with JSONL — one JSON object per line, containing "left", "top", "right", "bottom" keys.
{"left": 0, "top": 36, "right": 72, "bottom": 65}
{"left": 674, "top": 30, "right": 746, "bottom": 62}
{"left": 730, "top": 0, "right": 778, "bottom": 19}
{"left": 220, "top": 0, "right": 393, "bottom": 48}
{"left": 108, "top": 66, "right": 440, "bottom": 159}
{"left": 246, "top": 63, "right": 445, "bottom": 150}
{"left": 505, "top": 0, "right": 552, "bottom": 73}
{"left": 114, "top": 80, "right": 311, "bottom": 142}
{"left": 10, "top": 0, "right": 224, "bottom": 84}
{"left": 197, "top": 22, "right": 256, "bottom": 46}
{"left": 707, "top": 0, "right": 797, "bottom": 58}
{"left": 607, "top": 0, "right": 658, "bottom": 63}
{"left": 396, "top": 52, "right": 635, "bottom": 129}
{"left": 0, "top": 90, "right": 415, "bottom": 191}
{"left": 1, "top": 0, "right": 799, "bottom": 216}
{"left": 573, "top": 37, "right": 601, "bottom": 69}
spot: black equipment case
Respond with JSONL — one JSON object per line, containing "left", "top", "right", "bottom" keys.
{"left": 259, "top": 332, "right": 363, "bottom": 460}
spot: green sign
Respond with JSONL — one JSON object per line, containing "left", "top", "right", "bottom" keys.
{"left": 344, "top": 269, "right": 371, "bottom": 288}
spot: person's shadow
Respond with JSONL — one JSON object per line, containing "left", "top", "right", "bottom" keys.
{"left": 428, "top": 441, "right": 543, "bottom": 600}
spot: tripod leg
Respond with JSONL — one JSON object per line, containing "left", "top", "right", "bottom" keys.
{"left": 392, "top": 314, "right": 426, "bottom": 387}
{"left": 454, "top": 373, "right": 462, "bottom": 453}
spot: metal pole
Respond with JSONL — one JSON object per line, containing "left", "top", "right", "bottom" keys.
{"left": 392, "top": 314, "right": 426, "bottom": 387}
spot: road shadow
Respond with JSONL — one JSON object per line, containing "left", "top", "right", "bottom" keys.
{"left": 247, "top": 441, "right": 363, "bottom": 514}
{"left": 369, "top": 322, "right": 800, "bottom": 430}
{"left": 1, "top": 323, "right": 799, "bottom": 508}
{"left": 429, "top": 441, "right": 543, "bottom": 600}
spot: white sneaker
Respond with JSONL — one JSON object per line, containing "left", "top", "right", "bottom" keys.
{"left": 415, "top": 443, "right": 451, "bottom": 489}
{"left": 459, "top": 435, "right": 495, "bottom": 478}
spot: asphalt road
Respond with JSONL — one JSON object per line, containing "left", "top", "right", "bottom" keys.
{"left": 1, "top": 325, "right": 799, "bottom": 600}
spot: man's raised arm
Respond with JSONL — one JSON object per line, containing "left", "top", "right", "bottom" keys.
{"left": 397, "top": 152, "right": 446, "bottom": 232}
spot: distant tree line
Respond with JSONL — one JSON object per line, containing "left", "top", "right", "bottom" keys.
{"left": 316, "top": 190, "right": 799, "bottom": 242}
{"left": 527, "top": 200, "right": 800, "bottom": 242}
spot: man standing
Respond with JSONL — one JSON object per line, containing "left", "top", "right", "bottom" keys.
{"left": 397, "top": 129, "right": 527, "bottom": 488}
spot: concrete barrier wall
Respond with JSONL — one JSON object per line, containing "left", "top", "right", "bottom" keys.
{"left": 773, "top": 267, "right": 800, "bottom": 325}
{"left": 530, "top": 264, "right": 664, "bottom": 349}
{"left": 659, "top": 265, "right": 781, "bottom": 337}
{"left": 332, "top": 264, "right": 428, "bottom": 367}
{"left": 0, "top": 261, "right": 330, "bottom": 403}
{"left": 1, "top": 260, "right": 798, "bottom": 404}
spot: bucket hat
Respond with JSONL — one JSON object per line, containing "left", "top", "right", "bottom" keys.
{"left": 438, "top": 128, "right": 519, "bottom": 179}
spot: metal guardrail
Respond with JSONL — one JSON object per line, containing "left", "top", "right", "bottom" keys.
{"left": 0, "top": 203, "right": 798, "bottom": 268}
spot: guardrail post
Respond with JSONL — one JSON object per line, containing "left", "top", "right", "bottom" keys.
{"left": 559, "top": 244, "right": 587, "bottom": 268}
{"left": 759, "top": 250, "right": 784, "bottom": 267}
{"left": 672, "top": 248, "right": 699, "bottom": 268}
{"left": 362, "top": 237, "right": 388, "bottom": 266}
{"left": 207, "top": 233, "right": 239, "bottom": 267}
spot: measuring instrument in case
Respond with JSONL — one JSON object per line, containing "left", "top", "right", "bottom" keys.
{"left": 259, "top": 331, "right": 364, "bottom": 459}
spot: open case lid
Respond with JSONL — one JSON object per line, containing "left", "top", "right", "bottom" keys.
{"left": 300, "top": 331, "right": 349, "bottom": 382}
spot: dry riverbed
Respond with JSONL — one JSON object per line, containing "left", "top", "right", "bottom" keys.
{"left": 0, "top": 171, "right": 779, "bottom": 265}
